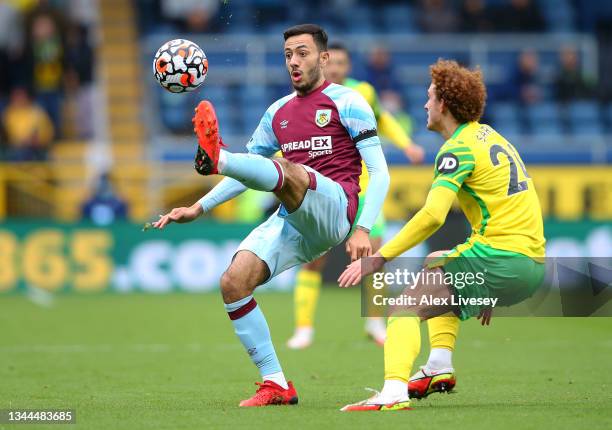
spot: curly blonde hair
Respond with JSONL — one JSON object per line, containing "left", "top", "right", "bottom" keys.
{"left": 430, "top": 59, "right": 486, "bottom": 123}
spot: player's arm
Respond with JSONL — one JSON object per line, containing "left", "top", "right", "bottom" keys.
{"left": 378, "top": 109, "right": 411, "bottom": 149}
{"left": 377, "top": 109, "right": 423, "bottom": 164}
{"left": 339, "top": 146, "right": 473, "bottom": 286}
{"left": 338, "top": 186, "right": 455, "bottom": 286}
{"left": 378, "top": 186, "right": 455, "bottom": 258}
{"left": 381, "top": 146, "right": 473, "bottom": 258}
{"left": 153, "top": 105, "right": 280, "bottom": 229}
{"left": 338, "top": 90, "right": 390, "bottom": 260}
{"left": 359, "top": 81, "right": 424, "bottom": 164}
{"left": 361, "top": 82, "right": 410, "bottom": 148}
{"left": 346, "top": 141, "right": 389, "bottom": 260}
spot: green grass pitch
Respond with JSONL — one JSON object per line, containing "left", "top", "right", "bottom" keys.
{"left": 1, "top": 289, "right": 611, "bottom": 429}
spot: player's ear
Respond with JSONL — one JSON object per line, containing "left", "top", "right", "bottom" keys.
{"left": 320, "top": 49, "right": 330, "bottom": 66}
{"left": 439, "top": 98, "right": 448, "bottom": 114}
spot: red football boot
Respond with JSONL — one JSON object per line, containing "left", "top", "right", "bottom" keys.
{"left": 192, "top": 100, "right": 225, "bottom": 175}
{"left": 341, "top": 389, "right": 411, "bottom": 412}
{"left": 408, "top": 366, "right": 456, "bottom": 399}
{"left": 239, "top": 381, "right": 299, "bottom": 407}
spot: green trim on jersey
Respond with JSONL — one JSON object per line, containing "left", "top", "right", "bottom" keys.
{"left": 451, "top": 123, "right": 468, "bottom": 139}
{"left": 462, "top": 184, "right": 491, "bottom": 235}
{"left": 431, "top": 179, "right": 459, "bottom": 192}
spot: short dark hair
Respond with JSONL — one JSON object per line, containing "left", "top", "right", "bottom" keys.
{"left": 328, "top": 41, "right": 349, "bottom": 55}
{"left": 283, "top": 24, "right": 328, "bottom": 52}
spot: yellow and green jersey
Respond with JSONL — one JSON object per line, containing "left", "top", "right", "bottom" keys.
{"left": 432, "top": 121, "right": 545, "bottom": 258}
{"left": 343, "top": 78, "right": 413, "bottom": 196}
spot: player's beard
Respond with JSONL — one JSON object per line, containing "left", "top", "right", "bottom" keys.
{"left": 291, "top": 66, "right": 323, "bottom": 95}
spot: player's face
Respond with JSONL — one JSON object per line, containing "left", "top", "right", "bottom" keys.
{"left": 425, "top": 83, "right": 443, "bottom": 131}
{"left": 284, "top": 34, "right": 329, "bottom": 94}
{"left": 325, "top": 49, "right": 350, "bottom": 84}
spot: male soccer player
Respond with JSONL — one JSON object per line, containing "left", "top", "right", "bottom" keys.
{"left": 152, "top": 24, "right": 390, "bottom": 407}
{"left": 287, "top": 42, "right": 425, "bottom": 349}
{"left": 327, "top": 44, "right": 462, "bottom": 398}
{"left": 338, "top": 59, "right": 545, "bottom": 411}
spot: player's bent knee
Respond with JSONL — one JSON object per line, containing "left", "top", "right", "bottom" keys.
{"left": 220, "top": 270, "right": 251, "bottom": 302}
{"left": 275, "top": 159, "right": 309, "bottom": 190}
{"left": 219, "top": 271, "right": 237, "bottom": 294}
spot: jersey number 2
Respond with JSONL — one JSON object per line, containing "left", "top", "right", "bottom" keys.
{"left": 489, "top": 144, "right": 529, "bottom": 195}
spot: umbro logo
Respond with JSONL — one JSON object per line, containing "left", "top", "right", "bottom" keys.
{"left": 280, "top": 120, "right": 289, "bottom": 129}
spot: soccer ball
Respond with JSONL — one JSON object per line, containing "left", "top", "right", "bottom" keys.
{"left": 153, "top": 39, "right": 208, "bottom": 93}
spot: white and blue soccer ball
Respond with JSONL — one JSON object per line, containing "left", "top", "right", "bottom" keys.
{"left": 153, "top": 39, "right": 208, "bottom": 93}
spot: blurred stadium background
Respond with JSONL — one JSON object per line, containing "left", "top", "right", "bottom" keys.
{"left": 0, "top": 0, "right": 610, "bottom": 293}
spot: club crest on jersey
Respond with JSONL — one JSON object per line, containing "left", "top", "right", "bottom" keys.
{"left": 315, "top": 109, "right": 331, "bottom": 127}
{"left": 437, "top": 153, "right": 459, "bottom": 173}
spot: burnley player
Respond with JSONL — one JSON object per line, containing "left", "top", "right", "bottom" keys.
{"left": 153, "top": 24, "right": 389, "bottom": 407}
{"left": 339, "top": 60, "right": 545, "bottom": 411}
{"left": 287, "top": 41, "right": 425, "bottom": 349}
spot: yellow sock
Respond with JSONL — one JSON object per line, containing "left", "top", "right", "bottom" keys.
{"left": 384, "top": 316, "right": 421, "bottom": 383}
{"left": 293, "top": 269, "right": 322, "bottom": 328}
{"left": 427, "top": 313, "right": 460, "bottom": 351}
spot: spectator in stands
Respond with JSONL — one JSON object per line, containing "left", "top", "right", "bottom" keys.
{"left": 512, "top": 49, "right": 543, "bottom": 106}
{"left": 554, "top": 45, "right": 594, "bottom": 103}
{"left": 493, "top": 0, "right": 545, "bottom": 33}
{"left": 160, "top": 0, "right": 221, "bottom": 33}
{"left": 2, "top": 86, "right": 54, "bottom": 161}
{"left": 0, "top": 2, "right": 23, "bottom": 102}
{"left": 459, "top": 0, "right": 494, "bottom": 33}
{"left": 365, "top": 46, "right": 400, "bottom": 93}
{"left": 417, "top": 0, "right": 459, "bottom": 33}
{"left": 81, "top": 173, "right": 128, "bottom": 226}
{"left": 0, "top": 117, "right": 8, "bottom": 159}
{"left": 64, "top": 23, "right": 94, "bottom": 138}
{"left": 23, "top": 3, "right": 67, "bottom": 135}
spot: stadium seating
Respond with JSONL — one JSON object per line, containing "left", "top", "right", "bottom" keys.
{"left": 132, "top": 0, "right": 609, "bottom": 162}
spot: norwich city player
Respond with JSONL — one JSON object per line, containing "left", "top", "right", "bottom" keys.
{"left": 287, "top": 42, "right": 425, "bottom": 349}
{"left": 339, "top": 59, "right": 546, "bottom": 411}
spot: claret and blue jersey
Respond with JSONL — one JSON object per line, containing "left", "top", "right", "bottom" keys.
{"left": 247, "top": 80, "right": 382, "bottom": 225}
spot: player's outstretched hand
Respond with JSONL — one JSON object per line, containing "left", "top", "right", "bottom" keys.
{"left": 151, "top": 203, "right": 203, "bottom": 230}
{"left": 345, "top": 228, "right": 372, "bottom": 261}
{"left": 338, "top": 253, "right": 386, "bottom": 288}
{"left": 404, "top": 144, "right": 425, "bottom": 165}
{"left": 477, "top": 307, "right": 493, "bottom": 326}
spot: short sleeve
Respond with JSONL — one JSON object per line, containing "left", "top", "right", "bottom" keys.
{"left": 431, "top": 144, "right": 475, "bottom": 192}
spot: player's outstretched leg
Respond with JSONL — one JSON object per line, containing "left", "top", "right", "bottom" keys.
{"left": 287, "top": 256, "right": 327, "bottom": 349}
{"left": 221, "top": 250, "right": 298, "bottom": 407}
{"left": 193, "top": 100, "right": 284, "bottom": 191}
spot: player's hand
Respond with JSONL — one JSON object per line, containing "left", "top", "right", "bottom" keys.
{"left": 338, "top": 252, "right": 386, "bottom": 288}
{"left": 345, "top": 228, "right": 371, "bottom": 261}
{"left": 477, "top": 307, "right": 493, "bottom": 326}
{"left": 152, "top": 204, "right": 202, "bottom": 229}
{"left": 403, "top": 144, "right": 425, "bottom": 165}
